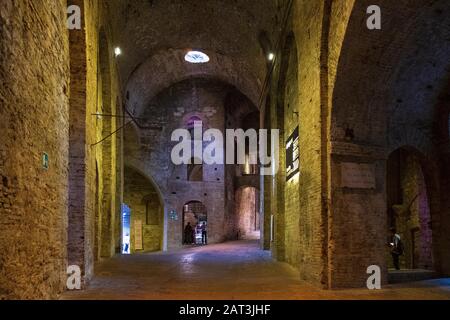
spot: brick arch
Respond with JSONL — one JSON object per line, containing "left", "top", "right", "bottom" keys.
{"left": 386, "top": 146, "right": 440, "bottom": 272}
{"left": 387, "top": 128, "right": 433, "bottom": 158}
{"left": 125, "top": 49, "right": 261, "bottom": 117}
{"left": 235, "top": 186, "right": 260, "bottom": 240}
{"left": 123, "top": 163, "right": 165, "bottom": 206}
{"left": 224, "top": 89, "right": 259, "bottom": 123}
{"left": 331, "top": 0, "right": 447, "bottom": 146}
{"left": 236, "top": 185, "right": 260, "bottom": 192}
{"left": 123, "top": 121, "right": 140, "bottom": 158}
{"left": 326, "top": 0, "right": 450, "bottom": 288}
{"left": 123, "top": 164, "right": 166, "bottom": 252}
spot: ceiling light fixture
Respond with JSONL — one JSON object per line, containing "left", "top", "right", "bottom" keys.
{"left": 185, "top": 50, "right": 210, "bottom": 64}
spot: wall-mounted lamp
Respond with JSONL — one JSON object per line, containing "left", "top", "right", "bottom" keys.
{"left": 114, "top": 47, "right": 122, "bottom": 57}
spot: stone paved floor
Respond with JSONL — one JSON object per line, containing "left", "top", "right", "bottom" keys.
{"left": 62, "top": 241, "right": 450, "bottom": 300}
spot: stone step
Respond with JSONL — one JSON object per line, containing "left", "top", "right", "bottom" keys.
{"left": 388, "top": 269, "right": 437, "bottom": 284}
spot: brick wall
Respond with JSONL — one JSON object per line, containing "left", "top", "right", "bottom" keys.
{"left": 267, "top": 0, "right": 328, "bottom": 285}
{"left": 0, "top": 0, "right": 70, "bottom": 299}
{"left": 67, "top": 0, "right": 122, "bottom": 285}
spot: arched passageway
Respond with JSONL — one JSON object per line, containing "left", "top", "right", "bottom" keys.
{"left": 386, "top": 148, "right": 434, "bottom": 271}
{"left": 235, "top": 186, "right": 260, "bottom": 240}
{"left": 123, "top": 166, "right": 164, "bottom": 253}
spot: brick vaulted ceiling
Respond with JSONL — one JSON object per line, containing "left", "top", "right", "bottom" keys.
{"left": 106, "top": 0, "right": 283, "bottom": 116}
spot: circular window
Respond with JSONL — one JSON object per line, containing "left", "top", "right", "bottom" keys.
{"left": 185, "top": 51, "right": 210, "bottom": 64}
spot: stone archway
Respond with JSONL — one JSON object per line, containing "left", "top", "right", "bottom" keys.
{"left": 327, "top": 0, "right": 450, "bottom": 288}
{"left": 124, "top": 166, "right": 165, "bottom": 253}
{"left": 386, "top": 147, "right": 435, "bottom": 271}
{"left": 235, "top": 186, "right": 260, "bottom": 240}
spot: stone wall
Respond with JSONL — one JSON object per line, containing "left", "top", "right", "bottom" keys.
{"left": 0, "top": 0, "right": 70, "bottom": 299}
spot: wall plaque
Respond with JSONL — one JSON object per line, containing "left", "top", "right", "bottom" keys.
{"left": 341, "top": 162, "right": 376, "bottom": 189}
{"left": 170, "top": 210, "right": 178, "bottom": 221}
{"left": 134, "top": 219, "right": 143, "bottom": 250}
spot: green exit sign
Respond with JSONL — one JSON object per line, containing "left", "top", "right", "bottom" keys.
{"left": 42, "top": 153, "right": 49, "bottom": 170}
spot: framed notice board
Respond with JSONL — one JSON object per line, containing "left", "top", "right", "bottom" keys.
{"left": 286, "top": 127, "right": 299, "bottom": 181}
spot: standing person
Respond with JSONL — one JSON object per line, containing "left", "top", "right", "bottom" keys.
{"left": 123, "top": 233, "right": 130, "bottom": 254}
{"left": 201, "top": 222, "right": 207, "bottom": 245}
{"left": 184, "top": 222, "right": 193, "bottom": 244}
{"left": 388, "top": 227, "right": 404, "bottom": 270}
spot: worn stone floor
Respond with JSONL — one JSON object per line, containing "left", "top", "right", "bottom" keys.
{"left": 62, "top": 241, "right": 450, "bottom": 300}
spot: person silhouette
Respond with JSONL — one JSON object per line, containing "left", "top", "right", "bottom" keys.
{"left": 201, "top": 222, "right": 207, "bottom": 245}
{"left": 184, "top": 222, "right": 193, "bottom": 244}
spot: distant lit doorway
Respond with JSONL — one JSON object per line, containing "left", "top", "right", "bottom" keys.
{"left": 122, "top": 204, "right": 131, "bottom": 254}
{"left": 235, "top": 186, "right": 260, "bottom": 240}
{"left": 182, "top": 201, "right": 207, "bottom": 245}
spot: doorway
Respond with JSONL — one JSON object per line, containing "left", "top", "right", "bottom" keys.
{"left": 182, "top": 201, "right": 207, "bottom": 245}
{"left": 235, "top": 186, "right": 260, "bottom": 240}
{"left": 122, "top": 204, "right": 131, "bottom": 254}
{"left": 386, "top": 147, "right": 434, "bottom": 271}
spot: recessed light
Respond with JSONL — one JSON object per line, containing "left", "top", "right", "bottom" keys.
{"left": 185, "top": 51, "right": 210, "bottom": 64}
{"left": 114, "top": 47, "right": 122, "bottom": 57}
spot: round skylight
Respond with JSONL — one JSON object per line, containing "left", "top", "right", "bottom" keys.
{"left": 185, "top": 51, "right": 210, "bottom": 64}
